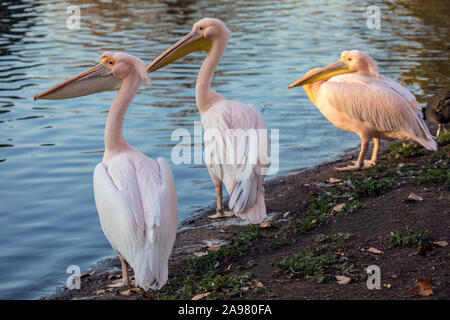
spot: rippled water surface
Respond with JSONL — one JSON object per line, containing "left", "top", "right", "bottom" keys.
{"left": 0, "top": 0, "right": 448, "bottom": 299}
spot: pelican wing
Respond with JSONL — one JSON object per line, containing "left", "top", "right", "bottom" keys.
{"left": 321, "top": 74, "right": 436, "bottom": 149}
{"left": 202, "top": 100, "right": 269, "bottom": 219}
{"left": 93, "top": 153, "right": 178, "bottom": 290}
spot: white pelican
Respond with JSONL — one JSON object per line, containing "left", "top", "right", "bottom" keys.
{"left": 35, "top": 52, "right": 178, "bottom": 290}
{"left": 147, "top": 18, "right": 269, "bottom": 223}
{"left": 288, "top": 50, "right": 437, "bottom": 171}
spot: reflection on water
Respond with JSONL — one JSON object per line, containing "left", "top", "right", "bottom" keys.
{"left": 0, "top": 0, "right": 448, "bottom": 299}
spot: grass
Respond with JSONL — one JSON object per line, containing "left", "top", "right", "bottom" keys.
{"left": 390, "top": 226, "right": 430, "bottom": 247}
{"left": 185, "top": 224, "right": 268, "bottom": 274}
{"left": 315, "top": 232, "right": 350, "bottom": 245}
{"left": 275, "top": 246, "right": 359, "bottom": 283}
{"left": 151, "top": 272, "right": 254, "bottom": 300}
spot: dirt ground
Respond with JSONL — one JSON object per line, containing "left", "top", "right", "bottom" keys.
{"left": 45, "top": 130, "right": 449, "bottom": 300}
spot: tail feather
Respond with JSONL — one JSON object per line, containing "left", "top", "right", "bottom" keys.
{"left": 233, "top": 187, "right": 267, "bottom": 224}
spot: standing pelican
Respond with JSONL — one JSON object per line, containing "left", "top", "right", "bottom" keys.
{"left": 35, "top": 52, "right": 178, "bottom": 290}
{"left": 288, "top": 50, "right": 437, "bottom": 171}
{"left": 147, "top": 18, "right": 269, "bottom": 223}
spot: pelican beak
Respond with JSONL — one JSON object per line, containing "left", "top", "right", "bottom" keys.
{"left": 34, "top": 63, "right": 122, "bottom": 100}
{"left": 147, "top": 29, "right": 212, "bottom": 73}
{"left": 288, "top": 60, "right": 351, "bottom": 89}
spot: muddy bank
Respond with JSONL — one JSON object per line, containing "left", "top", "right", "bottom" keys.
{"left": 44, "top": 128, "right": 449, "bottom": 300}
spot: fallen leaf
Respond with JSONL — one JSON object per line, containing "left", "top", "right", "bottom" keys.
{"left": 108, "top": 274, "right": 121, "bottom": 280}
{"left": 368, "top": 247, "right": 383, "bottom": 255}
{"left": 81, "top": 271, "right": 95, "bottom": 278}
{"left": 418, "top": 243, "right": 434, "bottom": 255}
{"left": 433, "top": 241, "right": 448, "bottom": 247}
{"left": 207, "top": 244, "right": 221, "bottom": 251}
{"left": 383, "top": 283, "right": 391, "bottom": 289}
{"left": 92, "top": 289, "right": 105, "bottom": 295}
{"left": 327, "top": 177, "right": 342, "bottom": 184}
{"left": 407, "top": 193, "right": 423, "bottom": 201}
{"left": 120, "top": 287, "right": 143, "bottom": 296}
{"left": 201, "top": 240, "right": 222, "bottom": 251}
{"left": 331, "top": 203, "right": 345, "bottom": 214}
{"left": 194, "top": 251, "right": 208, "bottom": 257}
{"left": 335, "top": 251, "right": 345, "bottom": 258}
{"left": 191, "top": 292, "right": 212, "bottom": 300}
{"left": 221, "top": 264, "right": 232, "bottom": 275}
{"left": 412, "top": 278, "right": 433, "bottom": 296}
{"left": 260, "top": 221, "right": 272, "bottom": 228}
{"left": 256, "top": 282, "right": 264, "bottom": 288}
{"left": 336, "top": 276, "right": 351, "bottom": 285}
{"left": 311, "top": 219, "right": 317, "bottom": 224}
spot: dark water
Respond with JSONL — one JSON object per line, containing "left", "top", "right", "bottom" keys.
{"left": 0, "top": 0, "right": 448, "bottom": 299}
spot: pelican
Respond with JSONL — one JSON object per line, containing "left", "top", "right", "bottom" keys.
{"left": 147, "top": 18, "right": 269, "bottom": 223}
{"left": 288, "top": 50, "right": 437, "bottom": 171}
{"left": 35, "top": 52, "right": 178, "bottom": 290}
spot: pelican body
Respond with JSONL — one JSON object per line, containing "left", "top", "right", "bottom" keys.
{"left": 35, "top": 53, "right": 178, "bottom": 290}
{"left": 147, "top": 18, "right": 269, "bottom": 223}
{"left": 289, "top": 50, "right": 437, "bottom": 170}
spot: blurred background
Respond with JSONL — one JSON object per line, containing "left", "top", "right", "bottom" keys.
{"left": 0, "top": 0, "right": 448, "bottom": 299}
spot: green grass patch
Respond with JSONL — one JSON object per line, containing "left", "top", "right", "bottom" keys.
{"left": 389, "top": 141, "right": 426, "bottom": 159}
{"left": 185, "top": 225, "right": 267, "bottom": 274}
{"left": 315, "top": 232, "right": 350, "bottom": 245}
{"left": 275, "top": 247, "right": 359, "bottom": 283}
{"left": 390, "top": 227, "right": 430, "bottom": 247}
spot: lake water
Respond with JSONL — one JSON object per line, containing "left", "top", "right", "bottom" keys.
{"left": 0, "top": 0, "right": 448, "bottom": 299}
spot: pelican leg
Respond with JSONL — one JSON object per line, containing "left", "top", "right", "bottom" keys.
{"left": 108, "top": 254, "right": 131, "bottom": 288}
{"left": 208, "top": 185, "right": 234, "bottom": 219}
{"left": 334, "top": 140, "right": 369, "bottom": 171}
{"left": 362, "top": 138, "right": 379, "bottom": 168}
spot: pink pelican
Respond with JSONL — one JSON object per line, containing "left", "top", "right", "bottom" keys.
{"left": 35, "top": 52, "right": 178, "bottom": 290}
{"left": 288, "top": 50, "right": 437, "bottom": 171}
{"left": 147, "top": 18, "right": 269, "bottom": 223}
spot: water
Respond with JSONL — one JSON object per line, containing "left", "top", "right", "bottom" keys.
{"left": 0, "top": 0, "right": 448, "bottom": 299}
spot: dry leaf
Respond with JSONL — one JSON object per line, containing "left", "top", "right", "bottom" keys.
{"left": 81, "top": 271, "right": 94, "bottom": 278}
{"left": 327, "top": 177, "right": 342, "bottom": 184}
{"left": 311, "top": 219, "right": 317, "bottom": 224}
{"left": 336, "top": 276, "right": 351, "bottom": 285}
{"left": 418, "top": 243, "right": 434, "bottom": 255}
{"left": 412, "top": 278, "right": 433, "bottom": 296}
{"left": 192, "top": 292, "right": 212, "bottom": 300}
{"left": 120, "top": 287, "right": 142, "bottom": 296}
{"left": 407, "top": 193, "right": 423, "bottom": 201}
{"left": 368, "top": 247, "right": 383, "bottom": 255}
{"left": 433, "top": 241, "right": 448, "bottom": 247}
{"left": 335, "top": 251, "right": 345, "bottom": 258}
{"left": 194, "top": 251, "right": 208, "bottom": 257}
{"left": 221, "top": 264, "right": 232, "bottom": 275}
{"left": 383, "top": 283, "right": 391, "bottom": 289}
{"left": 207, "top": 244, "right": 221, "bottom": 251}
{"left": 331, "top": 203, "right": 345, "bottom": 214}
{"left": 108, "top": 274, "right": 121, "bottom": 280}
{"left": 92, "top": 289, "right": 105, "bottom": 295}
{"left": 260, "top": 221, "right": 272, "bottom": 228}
{"left": 256, "top": 282, "right": 264, "bottom": 288}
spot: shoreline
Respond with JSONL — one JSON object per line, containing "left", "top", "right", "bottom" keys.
{"left": 43, "top": 128, "right": 449, "bottom": 300}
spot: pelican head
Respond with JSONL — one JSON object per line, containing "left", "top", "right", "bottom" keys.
{"left": 147, "top": 18, "right": 230, "bottom": 73}
{"left": 288, "top": 50, "right": 379, "bottom": 89}
{"left": 34, "top": 52, "right": 148, "bottom": 100}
